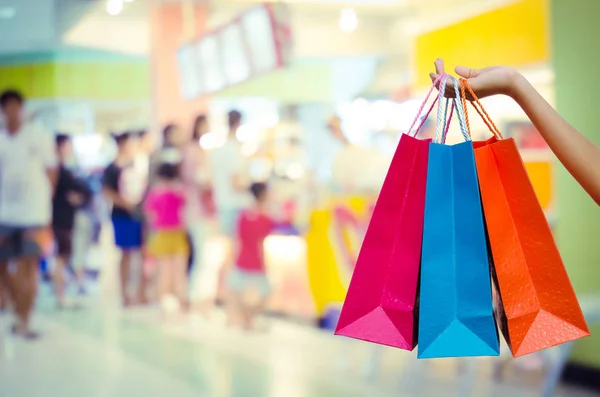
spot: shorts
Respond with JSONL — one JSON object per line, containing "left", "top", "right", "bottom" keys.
{"left": 146, "top": 229, "right": 189, "bottom": 257}
{"left": 218, "top": 208, "right": 241, "bottom": 237}
{"left": 53, "top": 226, "right": 73, "bottom": 256}
{"left": 111, "top": 216, "right": 143, "bottom": 250}
{"left": 227, "top": 267, "right": 271, "bottom": 296}
{"left": 0, "top": 225, "right": 46, "bottom": 260}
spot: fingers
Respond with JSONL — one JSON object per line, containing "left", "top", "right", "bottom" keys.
{"left": 429, "top": 72, "right": 457, "bottom": 98}
{"left": 434, "top": 58, "right": 445, "bottom": 75}
{"left": 455, "top": 65, "right": 477, "bottom": 79}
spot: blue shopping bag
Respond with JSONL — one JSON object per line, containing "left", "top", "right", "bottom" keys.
{"left": 417, "top": 79, "right": 499, "bottom": 359}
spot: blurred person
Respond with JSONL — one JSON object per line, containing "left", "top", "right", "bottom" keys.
{"left": 0, "top": 274, "right": 10, "bottom": 311}
{"left": 149, "top": 124, "right": 184, "bottom": 187}
{"left": 132, "top": 129, "right": 154, "bottom": 301}
{"left": 70, "top": 179, "right": 99, "bottom": 296}
{"left": 431, "top": 58, "right": 600, "bottom": 204}
{"left": 144, "top": 124, "right": 185, "bottom": 301}
{"left": 102, "top": 132, "right": 146, "bottom": 307}
{"left": 0, "top": 89, "right": 57, "bottom": 338}
{"left": 210, "top": 110, "right": 249, "bottom": 317}
{"left": 134, "top": 129, "right": 154, "bottom": 186}
{"left": 143, "top": 151, "right": 189, "bottom": 313}
{"left": 327, "top": 115, "right": 387, "bottom": 194}
{"left": 227, "top": 182, "right": 274, "bottom": 330}
{"left": 210, "top": 110, "right": 249, "bottom": 240}
{"left": 182, "top": 115, "right": 215, "bottom": 316}
{"left": 52, "top": 134, "right": 92, "bottom": 309}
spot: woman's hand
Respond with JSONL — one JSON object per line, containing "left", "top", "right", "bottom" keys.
{"left": 430, "top": 58, "right": 522, "bottom": 100}
{"left": 66, "top": 191, "right": 85, "bottom": 207}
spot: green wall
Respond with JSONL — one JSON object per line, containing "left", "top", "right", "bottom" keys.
{"left": 0, "top": 49, "right": 149, "bottom": 100}
{"left": 552, "top": 0, "right": 600, "bottom": 367}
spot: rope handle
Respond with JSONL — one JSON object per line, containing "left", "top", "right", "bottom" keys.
{"left": 440, "top": 76, "right": 471, "bottom": 144}
{"left": 459, "top": 78, "right": 504, "bottom": 140}
{"left": 442, "top": 100, "right": 454, "bottom": 143}
{"left": 434, "top": 74, "right": 452, "bottom": 143}
{"left": 407, "top": 73, "right": 449, "bottom": 137}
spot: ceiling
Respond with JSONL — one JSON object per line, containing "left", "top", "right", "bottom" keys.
{"left": 0, "top": 0, "right": 513, "bottom": 57}
{"left": 0, "top": 0, "right": 514, "bottom": 100}
{"left": 0, "top": 0, "right": 96, "bottom": 55}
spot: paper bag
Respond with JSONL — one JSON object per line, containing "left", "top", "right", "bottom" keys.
{"left": 335, "top": 76, "right": 446, "bottom": 350}
{"left": 418, "top": 80, "right": 500, "bottom": 359}
{"left": 462, "top": 80, "right": 590, "bottom": 357}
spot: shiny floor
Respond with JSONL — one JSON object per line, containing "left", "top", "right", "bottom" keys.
{"left": 0, "top": 294, "right": 596, "bottom": 397}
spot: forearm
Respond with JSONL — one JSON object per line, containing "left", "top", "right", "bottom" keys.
{"left": 511, "top": 75, "right": 600, "bottom": 205}
{"left": 47, "top": 169, "right": 58, "bottom": 194}
{"left": 102, "top": 188, "right": 131, "bottom": 210}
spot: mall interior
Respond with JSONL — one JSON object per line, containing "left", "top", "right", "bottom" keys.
{"left": 0, "top": 0, "right": 599, "bottom": 396}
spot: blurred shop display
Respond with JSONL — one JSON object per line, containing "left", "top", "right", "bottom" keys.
{"left": 506, "top": 121, "right": 549, "bottom": 150}
{"left": 306, "top": 195, "right": 375, "bottom": 328}
{"left": 177, "top": 3, "right": 292, "bottom": 99}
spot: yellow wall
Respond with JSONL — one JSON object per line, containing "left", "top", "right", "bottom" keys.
{"left": 414, "top": 0, "right": 549, "bottom": 87}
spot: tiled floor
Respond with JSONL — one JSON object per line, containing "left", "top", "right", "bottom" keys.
{"left": 0, "top": 298, "right": 597, "bottom": 397}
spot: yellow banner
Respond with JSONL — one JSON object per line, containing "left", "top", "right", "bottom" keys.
{"left": 414, "top": 0, "right": 548, "bottom": 88}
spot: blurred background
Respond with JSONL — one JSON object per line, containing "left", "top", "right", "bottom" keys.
{"left": 0, "top": 0, "right": 599, "bottom": 396}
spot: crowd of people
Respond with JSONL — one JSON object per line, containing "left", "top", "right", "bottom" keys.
{"left": 0, "top": 89, "right": 278, "bottom": 339}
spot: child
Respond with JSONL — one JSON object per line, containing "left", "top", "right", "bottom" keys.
{"left": 52, "top": 134, "right": 92, "bottom": 308}
{"left": 431, "top": 59, "right": 600, "bottom": 205}
{"left": 102, "top": 132, "right": 147, "bottom": 307}
{"left": 227, "top": 182, "right": 275, "bottom": 330}
{"left": 143, "top": 151, "right": 189, "bottom": 313}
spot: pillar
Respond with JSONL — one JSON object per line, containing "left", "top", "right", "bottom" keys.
{"left": 149, "top": 2, "right": 208, "bottom": 136}
{"left": 552, "top": 0, "right": 600, "bottom": 375}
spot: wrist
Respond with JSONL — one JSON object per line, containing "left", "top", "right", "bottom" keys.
{"left": 506, "top": 71, "right": 528, "bottom": 101}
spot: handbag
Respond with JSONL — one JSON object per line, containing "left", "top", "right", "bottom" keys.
{"left": 461, "top": 79, "right": 590, "bottom": 357}
{"left": 418, "top": 76, "right": 500, "bottom": 359}
{"left": 335, "top": 75, "right": 447, "bottom": 350}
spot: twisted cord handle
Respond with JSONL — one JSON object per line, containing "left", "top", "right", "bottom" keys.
{"left": 407, "top": 73, "right": 449, "bottom": 137}
{"left": 459, "top": 78, "right": 504, "bottom": 140}
{"left": 434, "top": 74, "right": 452, "bottom": 143}
{"left": 451, "top": 76, "right": 471, "bottom": 142}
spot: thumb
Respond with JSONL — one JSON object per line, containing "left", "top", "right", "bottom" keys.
{"left": 455, "top": 66, "right": 478, "bottom": 79}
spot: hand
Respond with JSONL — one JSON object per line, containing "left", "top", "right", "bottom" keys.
{"left": 66, "top": 191, "right": 84, "bottom": 206}
{"left": 429, "top": 58, "right": 522, "bottom": 100}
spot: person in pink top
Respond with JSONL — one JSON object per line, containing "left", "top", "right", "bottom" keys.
{"left": 143, "top": 151, "right": 189, "bottom": 312}
{"left": 227, "top": 182, "right": 275, "bottom": 330}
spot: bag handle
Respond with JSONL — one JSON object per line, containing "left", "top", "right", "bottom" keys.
{"left": 434, "top": 74, "right": 453, "bottom": 143}
{"left": 459, "top": 78, "right": 504, "bottom": 140}
{"left": 438, "top": 76, "right": 471, "bottom": 144}
{"left": 441, "top": 99, "right": 454, "bottom": 143}
{"left": 407, "top": 73, "right": 448, "bottom": 137}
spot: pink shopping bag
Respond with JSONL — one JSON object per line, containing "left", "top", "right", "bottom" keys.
{"left": 335, "top": 76, "right": 448, "bottom": 350}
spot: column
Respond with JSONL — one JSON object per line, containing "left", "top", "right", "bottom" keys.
{"left": 148, "top": 2, "right": 208, "bottom": 136}
{"left": 552, "top": 0, "right": 600, "bottom": 374}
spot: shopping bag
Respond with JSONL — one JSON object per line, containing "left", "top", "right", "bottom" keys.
{"left": 418, "top": 77, "right": 500, "bottom": 359}
{"left": 335, "top": 75, "right": 449, "bottom": 350}
{"left": 460, "top": 79, "right": 590, "bottom": 357}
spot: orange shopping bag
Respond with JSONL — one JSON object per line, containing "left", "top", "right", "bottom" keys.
{"left": 460, "top": 79, "right": 590, "bottom": 357}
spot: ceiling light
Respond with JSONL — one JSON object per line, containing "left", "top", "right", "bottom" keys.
{"left": 0, "top": 6, "right": 16, "bottom": 19}
{"left": 339, "top": 8, "right": 358, "bottom": 34}
{"left": 106, "top": 0, "right": 123, "bottom": 16}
